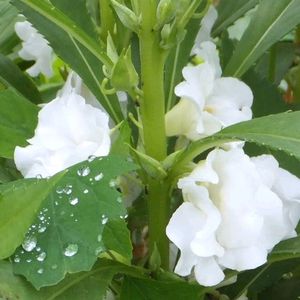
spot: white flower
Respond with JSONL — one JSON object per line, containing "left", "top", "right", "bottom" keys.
{"left": 166, "top": 148, "right": 300, "bottom": 286}
{"left": 15, "top": 20, "right": 53, "bottom": 77}
{"left": 14, "top": 74, "right": 111, "bottom": 178}
{"left": 192, "top": 5, "right": 218, "bottom": 54}
{"left": 165, "top": 42, "right": 253, "bottom": 141}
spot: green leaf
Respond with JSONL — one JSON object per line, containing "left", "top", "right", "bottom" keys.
{"left": 0, "top": 53, "right": 41, "bottom": 103}
{"left": 0, "top": 174, "right": 63, "bottom": 260}
{"left": 12, "top": 155, "right": 136, "bottom": 289}
{"left": 221, "top": 259, "right": 300, "bottom": 300}
{"left": 0, "top": 88, "right": 38, "bottom": 159}
{"left": 0, "top": 259, "right": 144, "bottom": 300}
{"left": 120, "top": 276, "right": 206, "bottom": 300}
{"left": 224, "top": 0, "right": 300, "bottom": 77}
{"left": 12, "top": 0, "right": 123, "bottom": 123}
{"left": 0, "top": 260, "right": 39, "bottom": 300}
{"left": 242, "top": 70, "right": 289, "bottom": 117}
{"left": 270, "top": 236, "right": 300, "bottom": 262}
{"left": 212, "top": 0, "right": 258, "bottom": 37}
{"left": 0, "top": 0, "right": 19, "bottom": 55}
{"left": 170, "top": 112, "right": 300, "bottom": 178}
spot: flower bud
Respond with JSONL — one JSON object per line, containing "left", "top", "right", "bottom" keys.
{"left": 156, "top": 0, "right": 175, "bottom": 28}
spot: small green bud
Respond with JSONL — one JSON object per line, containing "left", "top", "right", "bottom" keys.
{"left": 110, "top": 0, "right": 140, "bottom": 32}
{"left": 111, "top": 47, "right": 139, "bottom": 93}
{"left": 149, "top": 244, "right": 162, "bottom": 271}
{"left": 156, "top": 0, "right": 175, "bottom": 28}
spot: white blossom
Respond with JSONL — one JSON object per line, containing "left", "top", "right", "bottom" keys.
{"left": 14, "top": 73, "right": 111, "bottom": 178}
{"left": 166, "top": 148, "right": 300, "bottom": 286}
{"left": 165, "top": 41, "right": 253, "bottom": 141}
{"left": 15, "top": 20, "right": 53, "bottom": 77}
{"left": 192, "top": 5, "right": 218, "bottom": 54}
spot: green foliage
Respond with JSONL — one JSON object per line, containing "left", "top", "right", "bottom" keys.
{"left": 224, "top": 0, "right": 300, "bottom": 77}
{"left": 120, "top": 276, "right": 206, "bottom": 300}
{"left": 0, "top": 88, "right": 38, "bottom": 158}
{"left": 12, "top": 155, "right": 135, "bottom": 289}
{"left": 12, "top": 0, "right": 123, "bottom": 123}
{"left": 0, "top": 174, "right": 63, "bottom": 260}
{"left": 212, "top": 0, "right": 259, "bottom": 36}
{"left": 0, "top": 53, "right": 41, "bottom": 103}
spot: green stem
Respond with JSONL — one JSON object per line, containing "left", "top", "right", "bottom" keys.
{"left": 139, "top": 1, "right": 169, "bottom": 269}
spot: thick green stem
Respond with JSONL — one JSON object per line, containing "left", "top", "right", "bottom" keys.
{"left": 139, "top": 1, "right": 169, "bottom": 269}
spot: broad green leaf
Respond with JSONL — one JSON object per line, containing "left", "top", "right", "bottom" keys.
{"left": 12, "top": 0, "right": 123, "bottom": 123}
{"left": 270, "top": 236, "right": 300, "bottom": 262}
{"left": 13, "top": 155, "right": 136, "bottom": 289}
{"left": 0, "top": 174, "right": 63, "bottom": 259}
{"left": 242, "top": 70, "right": 289, "bottom": 117}
{"left": 120, "top": 276, "right": 206, "bottom": 300}
{"left": 212, "top": 0, "right": 258, "bottom": 37}
{"left": 224, "top": 0, "right": 300, "bottom": 77}
{"left": 221, "top": 259, "right": 300, "bottom": 300}
{"left": 50, "top": 0, "right": 98, "bottom": 39}
{"left": 0, "top": 259, "right": 144, "bottom": 300}
{"left": 0, "top": 260, "right": 39, "bottom": 300}
{"left": 0, "top": 0, "right": 19, "bottom": 55}
{"left": 0, "top": 53, "right": 41, "bottom": 103}
{"left": 170, "top": 112, "right": 300, "bottom": 178}
{"left": 0, "top": 88, "right": 38, "bottom": 159}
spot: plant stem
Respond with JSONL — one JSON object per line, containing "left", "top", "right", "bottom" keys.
{"left": 139, "top": 1, "right": 169, "bottom": 269}
{"left": 99, "top": 0, "right": 115, "bottom": 41}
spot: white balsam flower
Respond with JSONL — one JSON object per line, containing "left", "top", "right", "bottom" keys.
{"left": 15, "top": 20, "right": 53, "bottom": 77}
{"left": 166, "top": 148, "right": 300, "bottom": 287}
{"left": 14, "top": 73, "right": 111, "bottom": 178}
{"left": 166, "top": 41, "right": 253, "bottom": 141}
{"left": 192, "top": 5, "right": 218, "bottom": 54}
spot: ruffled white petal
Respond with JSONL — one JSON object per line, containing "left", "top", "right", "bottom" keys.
{"left": 15, "top": 21, "right": 53, "bottom": 77}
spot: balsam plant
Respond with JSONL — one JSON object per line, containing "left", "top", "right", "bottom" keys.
{"left": 0, "top": 0, "right": 300, "bottom": 299}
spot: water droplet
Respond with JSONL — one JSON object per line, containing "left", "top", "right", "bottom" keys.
{"left": 26, "top": 258, "right": 32, "bottom": 263}
{"left": 83, "top": 189, "right": 89, "bottom": 194}
{"left": 282, "top": 272, "right": 293, "bottom": 280}
{"left": 95, "top": 173, "right": 104, "bottom": 181}
{"left": 88, "top": 155, "right": 96, "bottom": 162}
{"left": 14, "top": 256, "right": 20, "bottom": 263}
{"left": 56, "top": 186, "right": 64, "bottom": 194}
{"left": 120, "top": 214, "right": 128, "bottom": 220}
{"left": 116, "top": 197, "right": 122, "bottom": 203}
{"left": 101, "top": 215, "right": 108, "bottom": 225}
{"left": 95, "top": 246, "right": 103, "bottom": 255}
{"left": 69, "top": 197, "right": 79, "bottom": 206}
{"left": 64, "top": 244, "right": 78, "bottom": 257}
{"left": 77, "top": 166, "right": 91, "bottom": 177}
{"left": 22, "top": 236, "right": 37, "bottom": 252}
{"left": 70, "top": 213, "right": 74, "bottom": 217}
{"left": 55, "top": 201, "right": 59, "bottom": 206}
{"left": 75, "top": 219, "right": 78, "bottom": 222}
{"left": 37, "top": 252, "right": 46, "bottom": 262}
{"left": 36, "top": 247, "right": 41, "bottom": 252}
{"left": 37, "top": 268, "right": 44, "bottom": 274}
{"left": 97, "top": 234, "right": 102, "bottom": 242}
{"left": 39, "top": 215, "right": 45, "bottom": 221}
{"left": 64, "top": 185, "right": 72, "bottom": 195}
{"left": 38, "top": 226, "right": 47, "bottom": 233}
{"left": 51, "top": 264, "right": 58, "bottom": 269}
{"left": 109, "top": 179, "right": 116, "bottom": 188}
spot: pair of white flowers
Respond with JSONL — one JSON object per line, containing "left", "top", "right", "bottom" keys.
{"left": 165, "top": 5, "right": 300, "bottom": 288}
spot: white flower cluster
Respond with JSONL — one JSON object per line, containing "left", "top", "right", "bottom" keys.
{"left": 14, "top": 72, "right": 111, "bottom": 178}
{"left": 15, "top": 20, "right": 53, "bottom": 77}
{"left": 166, "top": 6, "right": 300, "bottom": 287}
{"left": 165, "top": 8, "right": 253, "bottom": 141}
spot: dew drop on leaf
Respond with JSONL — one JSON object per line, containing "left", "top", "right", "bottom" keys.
{"left": 77, "top": 166, "right": 91, "bottom": 177}
{"left": 69, "top": 197, "right": 79, "bottom": 206}
{"left": 37, "top": 268, "right": 44, "bottom": 274}
{"left": 94, "top": 173, "right": 104, "bottom": 181}
{"left": 83, "top": 189, "right": 89, "bottom": 194}
{"left": 88, "top": 155, "right": 96, "bottom": 162}
{"left": 64, "top": 244, "right": 78, "bottom": 257}
{"left": 38, "top": 226, "right": 47, "bottom": 233}
{"left": 14, "top": 256, "right": 20, "bottom": 263}
{"left": 97, "top": 234, "right": 102, "bottom": 242}
{"left": 37, "top": 252, "right": 47, "bottom": 262}
{"left": 22, "top": 236, "right": 37, "bottom": 252}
